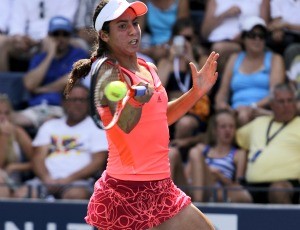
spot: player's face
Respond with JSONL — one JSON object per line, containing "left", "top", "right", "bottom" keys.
{"left": 106, "top": 8, "right": 141, "bottom": 56}
{"left": 271, "top": 90, "right": 297, "bottom": 122}
{"left": 215, "top": 113, "right": 236, "bottom": 145}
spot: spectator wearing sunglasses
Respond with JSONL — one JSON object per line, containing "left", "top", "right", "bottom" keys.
{"left": 215, "top": 16, "right": 285, "bottom": 126}
{"left": 13, "top": 16, "right": 88, "bottom": 130}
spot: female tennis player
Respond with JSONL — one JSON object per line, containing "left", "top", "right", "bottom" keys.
{"left": 64, "top": 0, "right": 218, "bottom": 229}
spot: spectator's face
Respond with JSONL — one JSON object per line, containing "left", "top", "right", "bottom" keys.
{"left": 244, "top": 27, "right": 266, "bottom": 53}
{"left": 50, "top": 30, "right": 71, "bottom": 54}
{"left": 179, "top": 26, "right": 194, "bottom": 43}
{"left": 215, "top": 113, "right": 236, "bottom": 145}
{"left": 63, "top": 87, "right": 89, "bottom": 125}
{"left": 271, "top": 90, "right": 297, "bottom": 122}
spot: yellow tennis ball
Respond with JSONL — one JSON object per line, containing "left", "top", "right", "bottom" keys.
{"left": 104, "top": 81, "right": 127, "bottom": 101}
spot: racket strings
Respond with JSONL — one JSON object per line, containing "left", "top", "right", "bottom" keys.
{"left": 94, "top": 62, "right": 123, "bottom": 117}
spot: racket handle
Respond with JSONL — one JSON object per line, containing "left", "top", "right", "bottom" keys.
{"left": 134, "top": 86, "right": 147, "bottom": 96}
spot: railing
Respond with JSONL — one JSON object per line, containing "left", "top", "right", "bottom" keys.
{"left": 1, "top": 182, "right": 299, "bottom": 203}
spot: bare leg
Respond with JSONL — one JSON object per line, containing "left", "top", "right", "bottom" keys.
{"left": 188, "top": 145, "right": 214, "bottom": 202}
{"left": 268, "top": 181, "right": 294, "bottom": 204}
{"left": 0, "top": 175, "right": 10, "bottom": 198}
{"left": 174, "top": 115, "right": 199, "bottom": 139}
{"left": 169, "top": 147, "right": 187, "bottom": 185}
{"left": 151, "top": 204, "right": 215, "bottom": 230}
{"left": 62, "top": 187, "right": 91, "bottom": 200}
{"left": 226, "top": 184, "right": 253, "bottom": 203}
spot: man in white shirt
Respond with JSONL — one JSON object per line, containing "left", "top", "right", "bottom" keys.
{"left": 14, "top": 84, "right": 108, "bottom": 200}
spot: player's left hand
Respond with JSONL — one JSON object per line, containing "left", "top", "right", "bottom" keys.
{"left": 189, "top": 51, "right": 219, "bottom": 97}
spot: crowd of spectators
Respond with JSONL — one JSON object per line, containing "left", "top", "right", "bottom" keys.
{"left": 0, "top": 0, "right": 300, "bottom": 205}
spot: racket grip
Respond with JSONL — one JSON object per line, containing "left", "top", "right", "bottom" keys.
{"left": 134, "top": 86, "right": 147, "bottom": 96}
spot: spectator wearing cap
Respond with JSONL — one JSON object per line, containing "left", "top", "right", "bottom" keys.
{"left": 13, "top": 16, "right": 89, "bottom": 130}
{"left": 215, "top": 16, "right": 285, "bottom": 126}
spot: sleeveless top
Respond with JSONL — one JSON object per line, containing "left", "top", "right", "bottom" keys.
{"left": 230, "top": 51, "right": 272, "bottom": 109}
{"left": 146, "top": 0, "right": 178, "bottom": 45}
{"left": 202, "top": 145, "right": 237, "bottom": 180}
{"left": 100, "top": 58, "right": 171, "bottom": 181}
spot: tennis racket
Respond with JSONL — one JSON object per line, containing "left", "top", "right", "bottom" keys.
{"left": 90, "top": 57, "right": 147, "bottom": 130}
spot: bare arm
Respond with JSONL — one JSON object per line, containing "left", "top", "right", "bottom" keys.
{"left": 157, "top": 57, "right": 173, "bottom": 87}
{"left": 256, "top": 53, "right": 285, "bottom": 108}
{"left": 0, "top": 35, "right": 12, "bottom": 72}
{"left": 260, "top": 0, "right": 270, "bottom": 23}
{"left": 167, "top": 52, "right": 219, "bottom": 125}
{"left": 5, "top": 126, "right": 34, "bottom": 173}
{"left": 33, "top": 74, "right": 69, "bottom": 94}
{"left": 234, "top": 149, "right": 248, "bottom": 182}
{"left": 214, "top": 53, "right": 237, "bottom": 110}
{"left": 23, "top": 37, "right": 57, "bottom": 92}
{"left": 177, "top": 0, "right": 190, "bottom": 18}
{"left": 62, "top": 151, "right": 107, "bottom": 183}
{"left": 32, "top": 145, "right": 52, "bottom": 182}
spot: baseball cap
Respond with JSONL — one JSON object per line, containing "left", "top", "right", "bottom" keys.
{"left": 94, "top": 0, "right": 148, "bottom": 31}
{"left": 241, "top": 16, "right": 266, "bottom": 32}
{"left": 48, "top": 16, "right": 73, "bottom": 34}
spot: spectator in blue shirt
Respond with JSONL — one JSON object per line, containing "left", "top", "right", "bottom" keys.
{"left": 13, "top": 16, "right": 88, "bottom": 129}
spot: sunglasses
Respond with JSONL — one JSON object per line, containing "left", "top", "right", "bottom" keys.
{"left": 245, "top": 31, "right": 266, "bottom": 40}
{"left": 51, "top": 31, "right": 71, "bottom": 37}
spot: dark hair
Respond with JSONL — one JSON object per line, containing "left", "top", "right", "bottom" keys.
{"left": 241, "top": 25, "right": 267, "bottom": 39}
{"left": 64, "top": 0, "right": 111, "bottom": 98}
{"left": 171, "top": 17, "right": 195, "bottom": 37}
{"left": 62, "top": 82, "right": 90, "bottom": 100}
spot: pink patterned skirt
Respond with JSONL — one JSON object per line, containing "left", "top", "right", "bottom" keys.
{"left": 85, "top": 171, "right": 191, "bottom": 230}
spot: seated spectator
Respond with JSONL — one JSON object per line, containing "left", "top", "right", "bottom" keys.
{"left": 14, "top": 84, "right": 108, "bottom": 200}
{"left": 267, "top": 0, "right": 300, "bottom": 55}
{"left": 201, "top": 0, "right": 270, "bottom": 76}
{"left": 0, "top": 94, "right": 33, "bottom": 198}
{"left": 157, "top": 18, "right": 210, "bottom": 160}
{"left": 139, "top": 0, "right": 190, "bottom": 62}
{"left": 187, "top": 109, "right": 252, "bottom": 203}
{"left": 284, "top": 44, "right": 300, "bottom": 113}
{"left": 215, "top": 16, "right": 285, "bottom": 126}
{"left": 13, "top": 16, "right": 88, "bottom": 129}
{"left": 236, "top": 83, "right": 300, "bottom": 204}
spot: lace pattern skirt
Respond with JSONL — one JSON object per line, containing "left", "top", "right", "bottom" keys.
{"left": 85, "top": 171, "right": 191, "bottom": 230}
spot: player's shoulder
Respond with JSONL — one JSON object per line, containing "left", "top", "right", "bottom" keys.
{"left": 146, "top": 62, "right": 158, "bottom": 72}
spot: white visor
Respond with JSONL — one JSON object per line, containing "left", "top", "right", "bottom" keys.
{"left": 94, "top": 0, "right": 148, "bottom": 31}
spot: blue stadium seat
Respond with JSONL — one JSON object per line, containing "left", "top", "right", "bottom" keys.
{"left": 0, "top": 72, "right": 30, "bottom": 110}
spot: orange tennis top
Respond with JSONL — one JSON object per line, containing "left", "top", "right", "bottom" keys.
{"left": 100, "top": 59, "right": 170, "bottom": 181}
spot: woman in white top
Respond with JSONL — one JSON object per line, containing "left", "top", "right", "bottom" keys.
{"left": 201, "top": 0, "right": 270, "bottom": 74}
